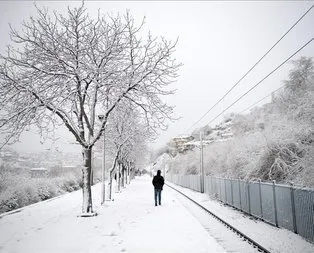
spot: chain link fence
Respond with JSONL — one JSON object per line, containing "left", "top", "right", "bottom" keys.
{"left": 168, "top": 174, "right": 314, "bottom": 243}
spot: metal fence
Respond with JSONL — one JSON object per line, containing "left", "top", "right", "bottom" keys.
{"left": 168, "top": 174, "right": 314, "bottom": 243}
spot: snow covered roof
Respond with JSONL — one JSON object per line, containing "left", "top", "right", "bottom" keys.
{"left": 30, "top": 167, "right": 48, "bottom": 171}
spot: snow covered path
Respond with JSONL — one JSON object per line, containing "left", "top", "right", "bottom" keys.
{"left": 0, "top": 176, "right": 226, "bottom": 253}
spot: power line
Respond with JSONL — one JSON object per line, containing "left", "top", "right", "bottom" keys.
{"left": 182, "top": 4, "right": 314, "bottom": 135}
{"left": 204, "top": 37, "right": 314, "bottom": 127}
{"left": 240, "top": 86, "right": 285, "bottom": 114}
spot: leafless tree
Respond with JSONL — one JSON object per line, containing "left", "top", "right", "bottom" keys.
{"left": 103, "top": 102, "right": 152, "bottom": 199}
{"left": 0, "top": 4, "right": 181, "bottom": 214}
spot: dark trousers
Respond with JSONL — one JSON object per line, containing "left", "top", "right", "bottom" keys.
{"left": 154, "top": 188, "right": 162, "bottom": 205}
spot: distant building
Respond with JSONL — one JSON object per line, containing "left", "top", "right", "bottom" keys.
{"left": 62, "top": 165, "right": 76, "bottom": 169}
{"left": 30, "top": 167, "right": 49, "bottom": 178}
{"left": 0, "top": 150, "right": 18, "bottom": 161}
{"left": 172, "top": 136, "right": 194, "bottom": 153}
{"left": 172, "top": 136, "right": 194, "bottom": 144}
{"left": 62, "top": 165, "right": 77, "bottom": 173}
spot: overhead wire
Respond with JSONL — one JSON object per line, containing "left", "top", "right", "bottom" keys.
{"left": 240, "top": 86, "right": 285, "bottom": 114}
{"left": 204, "top": 37, "right": 314, "bottom": 127}
{"left": 181, "top": 4, "right": 314, "bottom": 136}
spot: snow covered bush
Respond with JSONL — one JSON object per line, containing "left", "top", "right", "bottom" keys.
{"left": 0, "top": 169, "right": 82, "bottom": 214}
{"left": 169, "top": 152, "right": 199, "bottom": 175}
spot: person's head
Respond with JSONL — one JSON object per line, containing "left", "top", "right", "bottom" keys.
{"left": 157, "top": 170, "right": 161, "bottom": 176}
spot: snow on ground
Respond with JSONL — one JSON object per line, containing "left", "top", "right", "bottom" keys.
{"left": 0, "top": 176, "right": 226, "bottom": 253}
{"left": 1, "top": 175, "right": 313, "bottom": 253}
{"left": 167, "top": 181, "right": 314, "bottom": 253}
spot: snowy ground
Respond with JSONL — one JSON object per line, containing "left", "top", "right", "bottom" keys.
{"left": 0, "top": 176, "right": 226, "bottom": 253}
{"left": 0, "top": 176, "right": 313, "bottom": 253}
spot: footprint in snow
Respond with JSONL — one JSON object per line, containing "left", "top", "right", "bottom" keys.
{"left": 110, "top": 231, "right": 117, "bottom": 236}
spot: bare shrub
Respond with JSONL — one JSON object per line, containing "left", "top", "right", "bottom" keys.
{"left": 253, "top": 142, "right": 304, "bottom": 181}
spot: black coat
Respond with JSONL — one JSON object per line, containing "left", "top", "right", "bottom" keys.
{"left": 152, "top": 175, "right": 164, "bottom": 190}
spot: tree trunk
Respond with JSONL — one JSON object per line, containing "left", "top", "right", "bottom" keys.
{"left": 82, "top": 147, "right": 93, "bottom": 214}
{"left": 121, "top": 164, "right": 125, "bottom": 188}
{"left": 108, "top": 170, "right": 114, "bottom": 200}
{"left": 130, "top": 161, "right": 135, "bottom": 180}
{"left": 90, "top": 150, "right": 94, "bottom": 186}
{"left": 108, "top": 148, "right": 120, "bottom": 200}
{"left": 127, "top": 161, "right": 130, "bottom": 184}
{"left": 118, "top": 163, "right": 121, "bottom": 192}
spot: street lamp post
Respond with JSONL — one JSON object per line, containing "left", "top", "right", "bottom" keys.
{"left": 98, "top": 115, "right": 106, "bottom": 205}
{"left": 101, "top": 129, "right": 106, "bottom": 204}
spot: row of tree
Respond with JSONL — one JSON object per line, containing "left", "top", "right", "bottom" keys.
{"left": 0, "top": 3, "right": 181, "bottom": 214}
{"left": 98, "top": 101, "right": 153, "bottom": 202}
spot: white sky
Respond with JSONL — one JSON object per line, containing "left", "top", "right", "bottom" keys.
{"left": 0, "top": 1, "right": 313, "bottom": 153}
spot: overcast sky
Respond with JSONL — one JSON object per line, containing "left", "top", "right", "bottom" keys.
{"left": 0, "top": 1, "right": 313, "bottom": 153}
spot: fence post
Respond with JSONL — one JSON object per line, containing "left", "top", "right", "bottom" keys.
{"left": 247, "top": 181, "right": 251, "bottom": 214}
{"left": 210, "top": 176, "right": 216, "bottom": 195}
{"left": 290, "top": 182, "right": 298, "bottom": 234}
{"left": 204, "top": 176, "right": 207, "bottom": 193}
{"left": 231, "top": 179, "right": 234, "bottom": 206}
{"left": 219, "top": 177, "right": 222, "bottom": 201}
{"left": 200, "top": 131, "right": 205, "bottom": 193}
{"left": 224, "top": 178, "right": 227, "bottom": 203}
{"left": 238, "top": 179, "right": 242, "bottom": 210}
{"left": 259, "top": 179, "right": 263, "bottom": 219}
{"left": 272, "top": 180, "right": 279, "bottom": 227}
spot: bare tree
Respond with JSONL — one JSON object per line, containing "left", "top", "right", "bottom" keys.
{"left": 104, "top": 102, "right": 152, "bottom": 199}
{"left": 0, "top": 4, "right": 181, "bottom": 214}
{"left": 273, "top": 57, "right": 313, "bottom": 120}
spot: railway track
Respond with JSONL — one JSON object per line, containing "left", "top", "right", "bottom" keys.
{"left": 166, "top": 183, "right": 271, "bottom": 253}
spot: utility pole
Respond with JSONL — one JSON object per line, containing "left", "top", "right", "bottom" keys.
{"left": 101, "top": 129, "right": 106, "bottom": 204}
{"left": 98, "top": 114, "right": 106, "bottom": 205}
{"left": 200, "top": 130, "right": 204, "bottom": 193}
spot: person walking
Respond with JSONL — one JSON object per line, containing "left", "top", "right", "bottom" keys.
{"left": 152, "top": 170, "right": 164, "bottom": 206}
